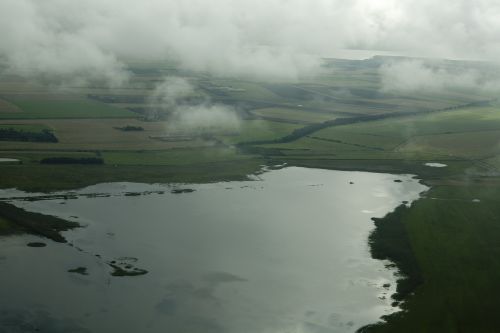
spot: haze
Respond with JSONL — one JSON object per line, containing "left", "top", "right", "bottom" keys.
{"left": 2, "top": 0, "right": 500, "bottom": 84}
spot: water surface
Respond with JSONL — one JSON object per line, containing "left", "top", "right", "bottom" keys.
{"left": 0, "top": 167, "right": 426, "bottom": 333}
{"left": 424, "top": 162, "right": 447, "bottom": 168}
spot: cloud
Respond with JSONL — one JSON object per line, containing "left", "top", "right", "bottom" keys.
{"left": 0, "top": 0, "right": 128, "bottom": 86}
{"left": 149, "top": 77, "right": 240, "bottom": 133}
{"left": 171, "top": 104, "right": 241, "bottom": 133}
{"left": 379, "top": 59, "right": 500, "bottom": 93}
{"left": 2, "top": 0, "right": 500, "bottom": 85}
{"left": 147, "top": 77, "right": 196, "bottom": 120}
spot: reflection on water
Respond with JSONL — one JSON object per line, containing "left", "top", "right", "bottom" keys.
{"left": 424, "top": 162, "right": 448, "bottom": 168}
{"left": 0, "top": 167, "right": 427, "bottom": 333}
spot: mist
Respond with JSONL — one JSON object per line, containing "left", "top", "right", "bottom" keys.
{"left": 380, "top": 60, "right": 500, "bottom": 93}
{"left": 170, "top": 105, "right": 240, "bottom": 133}
{"left": 149, "top": 77, "right": 241, "bottom": 133}
{"left": 2, "top": 0, "right": 500, "bottom": 85}
{"left": 148, "top": 77, "right": 196, "bottom": 120}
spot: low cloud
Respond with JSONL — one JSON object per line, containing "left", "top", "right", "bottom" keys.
{"left": 0, "top": 0, "right": 129, "bottom": 87}
{"left": 170, "top": 104, "right": 241, "bottom": 133}
{"left": 4, "top": 1, "right": 500, "bottom": 86}
{"left": 379, "top": 60, "right": 500, "bottom": 93}
{"left": 147, "top": 77, "right": 196, "bottom": 120}
{"left": 149, "top": 77, "right": 240, "bottom": 133}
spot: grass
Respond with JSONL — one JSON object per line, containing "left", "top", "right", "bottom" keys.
{"left": 0, "top": 98, "right": 21, "bottom": 113}
{"left": 269, "top": 157, "right": 474, "bottom": 181}
{"left": 261, "top": 136, "right": 373, "bottom": 152}
{"left": 102, "top": 147, "right": 256, "bottom": 166}
{"left": 253, "top": 105, "right": 500, "bottom": 165}
{"left": 364, "top": 183, "right": 500, "bottom": 332}
{"left": 369, "top": 205, "right": 423, "bottom": 303}
{"left": 0, "top": 216, "right": 20, "bottom": 235}
{"left": 0, "top": 151, "right": 98, "bottom": 164}
{"left": 314, "top": 106, "right": 500, "bottom": 148}
{"left": 0, "top": 202, "right": 80, "bottom": 242}
{"left": 0, "top": 98, "right": 136, "bottom": 119}
{"left": 0, "top": 124, "right": 51, "bottom": 132}
{"left": 217, "top": 119, "right": 302, "bottom": 145}
{"left": 0, "top": 119, "right": 207, "bottom": 150}
{"left": 1, "top": 59, "right": 500, "bottom": 332}
{"left": 208, "top": 70, "right": 484, "bottom": 116}
{"left": 0, "top": 157, "right": 265, "bottom": 192}
{"left": 251, "top": 107, "right": 336, "bottom": 123}
{"left": 207, "top": 79, "right": 283, "bottom": 102}
{"left": 398, "top": 130, "right": 500, "bottom": 158}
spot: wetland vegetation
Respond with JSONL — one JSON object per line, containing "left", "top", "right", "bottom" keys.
{"left": 0, "top": 202, "right": 79, "bottom": 242}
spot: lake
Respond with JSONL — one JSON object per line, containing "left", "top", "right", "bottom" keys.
{"left": 0, "top": 167, "right": 427, "bottom": 333}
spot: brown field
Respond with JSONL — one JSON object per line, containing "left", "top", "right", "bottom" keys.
{"left": 0, "top": 119, "right": 210, "bottom": 150}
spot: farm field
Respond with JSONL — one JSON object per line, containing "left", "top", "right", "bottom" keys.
{"left": 253, "top": 105, "right": 500, "bottom": 173}
{"left": 0, "top": 98, "right": 21, "bottom": 113}
{"left": 0, "top": 123, "right": 51, "bottom": 133}
{"left": 0, "top": 119, "right": 206, "bottom": 150}
{"left": 250, "top": 107, "right": 337, "bottom": 124}
{"left": 216, "top": 119, "right": 302, "bottom": 145}
{"left": 0, "top": 97, "right": 136, "bottom": 119}
{"left": 1, "top": 57, "right": 500, "bottom": 332}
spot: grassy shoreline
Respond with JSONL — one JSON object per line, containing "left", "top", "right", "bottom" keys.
{"left": 0, "top": 202, "right": 79, "bottom": 242}
{"left": 359, "top": 181, "right": 500, "bottom": 332}
{"left": 1, "top": 147, "right": 499, "bottom": 332}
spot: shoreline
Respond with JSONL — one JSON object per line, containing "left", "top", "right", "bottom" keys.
{"left": 0, "top": 165, "right": 427, "bottom": 332}
{"left": 357, "top": 203, "right": 425, "bottom": 332}
{"left": 0, "top": 201, "right": 80, "bottom": 242}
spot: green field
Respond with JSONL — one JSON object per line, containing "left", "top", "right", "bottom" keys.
{"left": 251, "top": 105, "right": 500, "bottom": 174}
{"left": 102, "top": 147, "right": 256, "bottom": 166}
{"left": 0, "top": 216, "right": 18, "bottom": 235}
{"left": 1, "top": 57, "right": 500, "bottom": 332}
{"left": 0, "top": 158, "right": 265, "bottom": 192}
{"left": 0, "top": 98, "right": 136, "bottom": 119}
{"left": 251, "top": 107, "right": 337, "bottom": 123}
{"left": 0, "top": 123, "right": 51, "bottom": 133}
{"left": 218, "top": 119, "right": 302, "bottom": 145}
{"left": 366, "top": 183, "right": 500, "bottom": 332}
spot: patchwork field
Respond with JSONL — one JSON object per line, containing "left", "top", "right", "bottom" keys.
{"left": 0, "top": 97, "right": 136, "bottom": 119}
{"left": 251, "top": 105, "right": 500, "bottom": 172}
{"left": 1, "top": 57, "right": 500, "bottom": 332}
{"left": 0, "top": 119, "right": 201, "bottom": 150}
{"left": 251, "top": 107, "right": 337, "bottom": 124}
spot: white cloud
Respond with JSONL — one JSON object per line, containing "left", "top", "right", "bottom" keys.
{"left": 149, "top": 77, "right": 241, "bottom": 132}
{"left": 171, "top": 104, "right": 241, "bottom": 132}
{"left": 380, "top": 60, "right": 500, "bottom": 93}
{"left": 2, "top": 0, "right": 500, "bottom": 84}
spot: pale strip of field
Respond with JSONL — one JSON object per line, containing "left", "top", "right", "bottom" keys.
{"left": 1, "top": 92, "right": 97, "bottom": 101}
{"left": 64, "top": 87, "right": 153, "bottom": 96}
{"left": 251, "top": 107, "right": 337, "bottom": 124}
{"left": 0, "top": 99, "right": 21, "bottom": 113}
{"left": 0, "top": 119, "right": 209, "bottom": 150}
{"left": 0, "top": 81, "right": 47, "bottom": 93}
{"left": 397, "top": 130, "right": 500, "bottom": 158}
